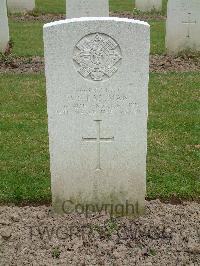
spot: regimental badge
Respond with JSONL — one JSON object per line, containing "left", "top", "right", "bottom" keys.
{"left": 73, "top": 33, "right": 122, "bottom": 81}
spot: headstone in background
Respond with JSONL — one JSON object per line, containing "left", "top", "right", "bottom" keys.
{"left": 66, "top": 0, "right": 109, "bottom": 18}
{"left": 44, "top": 17, "right": 150, "bottom": 216}
{"left": 166, "top": 0, "right": 200, "bottom": 54}
{"left": 7, "top": 0, "right": 35, "bottom": 13}
{"left": 0, "top": 0, "right": 9, "bottom": 53}
{"left": 135, "top": 0, "right": 162, "bottom": 12}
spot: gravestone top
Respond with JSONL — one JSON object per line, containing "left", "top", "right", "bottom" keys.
{"left": 66, "top": 0, "right": 109, "bottom": 18}
{"left": 44, "top": 17, "right": 150, "bottom": 217}
{"left": 44, "top": 17, "right": 149, "bottom": 28}
{"left": 166, "top": 0, "right": 200, "bottom": 54}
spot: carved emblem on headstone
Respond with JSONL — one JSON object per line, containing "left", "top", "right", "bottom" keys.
{"left": 73, "top": 33, "right": 122, "bottom": 81}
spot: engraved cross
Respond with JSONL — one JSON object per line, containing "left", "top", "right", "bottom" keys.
{"left": 82, "top": 120, "right": 114, "bottom": 171}
{"left": 182, "top": 12, "right": 197, "bottom": 38}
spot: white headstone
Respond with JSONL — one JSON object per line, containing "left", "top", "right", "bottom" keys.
{"left": 66, "top": 0, "right": 109, "bottom": 18}
{"left": 0, "top": 0, "right": 9, "bottom": 53}
{"left": 7, "top": 0, "right": 35, "bottom": 13}
{"left": 166, "top": 0, "right": 200, "bottom": 54}
{"left": 135, "top": 0, "right": 162, "bottom": 12}
{"left": 44, "top": 17, "right": 150, "bottom": 216}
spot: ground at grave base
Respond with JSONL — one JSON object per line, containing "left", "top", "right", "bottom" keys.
{"left": 1, "top": 54, "right": 200, "bottom": 74}
{"left": 0, "top": 200, "right": 199, "bottom": 266}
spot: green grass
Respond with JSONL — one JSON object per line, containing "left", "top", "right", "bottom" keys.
{"left": 0, "top": 75, "right": 50, "bottom": 203}
{"left": 35, "top": 0, "right": 167, "bottom": 15}
{"left": 2, "top": 0, "right": 199, "bottom": 204}
{"left": 148, "top": 73, "right": 200, "bottom": 200}
{"left": 35, "top": 0, "right": 134, "bottom": 14}
{"left": 110, "top": 0, "right": 133, "bottom": 12}
{"left": 7, "top": 0, "right": 167, "bottom": 57}
{"left": 150, "top": 21, "right": 165, "bottom": 54}
{"left": 162, "top": 0, "right": 168, "bottom": 15}
{"left": 9, "top": 19, "right": 165, "bottom": 57}
{"left": 9, "top": 21, "right": 43, "bottom": 57}
{"left": 0, "top": 73, "right": 199, "bottom": 204}
{"left": 35, "top": 0, "right": 65, "bottom": 14}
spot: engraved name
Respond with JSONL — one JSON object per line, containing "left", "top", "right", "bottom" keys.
{"left": 57, "top": 87, "right": 140, "bottom": 115}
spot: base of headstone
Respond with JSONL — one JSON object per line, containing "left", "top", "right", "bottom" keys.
{"left": 52, "top": 196, "right": 146, "bottom": 217}
{"left": 66, "top": 0, "right": 109, "bottom": 18}
{"left": 7, "top": 0, "right": 35, "bottom": 13}
{"left": 135, "top": 0, "right": 162, "bottom": 12}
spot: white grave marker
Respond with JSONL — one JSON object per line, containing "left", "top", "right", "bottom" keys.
{"left": 135, "top": 0, "right": 162, "bottom": 12}
{"left": 66, "top": 0, "right": 109, "bottom": 18}
{"left": 0, "top": 0, "right": 9, "bottom": 53}
{"left": 166, "top": 0, "right": 200, "bottom": 54}
{"left": 7, "top": 0, "right": 35, "bottom": 13}
{"left": 44, "top": 17, "right": 150, "bottom": 216}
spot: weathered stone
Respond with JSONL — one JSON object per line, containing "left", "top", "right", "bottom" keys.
{"left": 10, "top": 213, "right": 20, "bottom": 222}
{"left": 7, "top": 0, "right": 35, "bottom": 13}
{"left": 135, "top": 0, "right": 162, "bottom": 12}
{"left": 0, "top": 0, "right": 9, "bottom": 53}
{"left": 44, "top": 17, "right": 150, "bottom": 216}
{"left": 0, "top": 219, "right": 10, "bottom": 226}
{"left": 166, "top": 0, "right": 200, "bottom": 54}
{"left": 0, "top": 228, "right": 12, "bottom": 240}
{"left": 66, "top": 0, "right": 109, "bottom": 18}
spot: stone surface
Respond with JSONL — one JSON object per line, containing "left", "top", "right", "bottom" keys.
{"left": 0, "top": 0, "right": 9, "bottom": 53}
{"left": 66, "top": 0, "right": 109, "bottom": 18}
{"left": 166, "top": 0, "right": 200, "bottom": 54}
{"left": 0, "top": 228, "right": 12, "bottom": 240}
{"left": 0, "top": 201, "right": 200, "bottom": 265}
{"left": 135, "top": 0, "right": 162, "bottom": 12}
{"left": 44, "top": 17, "right": 150, "bottom": 216}
{"left": 7, "top": 0, "right": 35, "bottom": 13}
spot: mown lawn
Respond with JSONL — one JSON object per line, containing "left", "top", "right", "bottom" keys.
{"left": 148, "top": 73, "right": 200, "bottom": 200}
{"left": 0, "top": 75, "right": 50, "bottom": 203}
{"left": 9, "top": 20, "right": 165, "bottom": 57}
{"left": 0, "top": 73, "right": 199, "bottom": 204}
{"left": 9, "top": 21, "right": 43, "bottom": 57}
{"left": 35, "top": 0, "right": 134, "bottom": 14}
{"left": 35, "top": 0, "right": 168, "bottom": 14}
{"left": 8, "top": 0, "right": 167, "bottom": 57}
